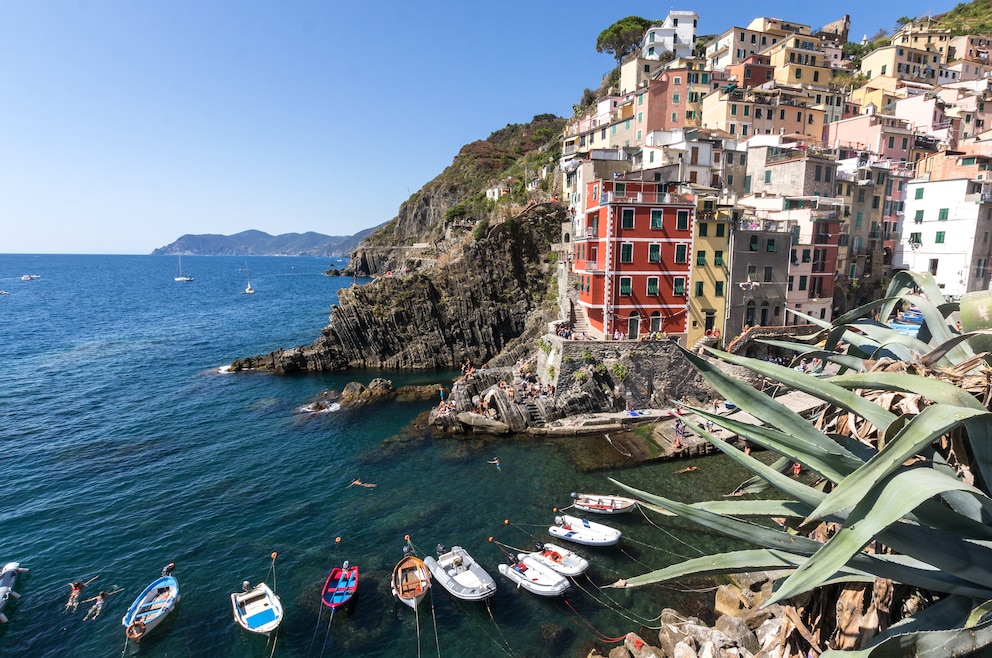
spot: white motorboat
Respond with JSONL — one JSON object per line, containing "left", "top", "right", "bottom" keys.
{"left": 497, "top": 555, "right": 569, "bottom": 597}
{"left": 0, "top": 562, "right": 28, "bottom": 623}
{"left": 391, "top": 554, "right": 430, "bottom": 609}
{"left": 571, "top": 492, "right": 637, "bottom": 514}
{"left": 231, "top": 581, "right": 283, "bottom": 635}
{"left": 122, "top": 567, "right": 180, "bottom": 642}
{"left": 522, "top": 542, "right": 589, "bottom": 577}
{"left": 243, "top": 261, "right": 254, "bottom": 294}
{"left": 424, "top": 545, "right": 496, "bottom": 602}
{"left": 548, "top": 514, "right": 622, "bottom": 547}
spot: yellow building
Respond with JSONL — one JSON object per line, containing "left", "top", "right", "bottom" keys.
{"left": 860, "top": 44, "right": 940, "bottom": 85}
{"left": 764, "top": 33, "right": 832, "bottom": 87}
{"left": 687, "top": 192, "right": 735, "bottom": 348}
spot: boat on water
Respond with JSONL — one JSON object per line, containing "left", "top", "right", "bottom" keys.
{"left": 0, "top": 562, "right": 28, "bottom": 623}
{"left": 548, "top": 514, "right": 622, "bottom": 547}
{"left": 174, "top": 255, "right": 193, "bottom": 282}
{"left": 122, "top": 565, "right": 180, "bottom": 642}
{"left": 570, "top": 492, "right": 637, "bottom": 515}
{"left": 497, "top": 555, "right": 569, "bottom": 597}
{"left": 522, "top": 542, "right": 589, "bottom": 577}
{"left": 243, "top": 262, "right": 254, "bottom": 294}
{"left": 0, "top": 291, "right": 9, "bottom": 295}
{"left": 322, "top": 561, "right": 358, "bottom": 609}
{"left": 231, "top": 581, "right": 282, "bottom": 635}
{"left": 390, "top": 552, "right": 430, "bottom": 609}
{"left": 423, "top": 545, "right": 496, "bottom": 602}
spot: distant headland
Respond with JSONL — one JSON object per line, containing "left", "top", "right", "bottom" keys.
{"left": 151, "top": 227, "right": 381, "bottom": 257}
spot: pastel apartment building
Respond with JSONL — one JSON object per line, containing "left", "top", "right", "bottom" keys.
{"left": 640, "top": 10, "right": 699, "bottom": 61}
{"left": 571, "top": 175, "right": 695, "bottom": 338}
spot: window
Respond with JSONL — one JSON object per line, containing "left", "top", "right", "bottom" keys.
{"left": 715, "top": 281, "right": 724, "bottom": 296}
{"left": 695, "top": 281, "right": 704, "bottom": 296}
{"left": 888, "top": 136, "right": 895, "bottom": 148}
{"left": 767, "top": 238, "right": 776, "bottom": 252}
{"left": 621, "top": 208, "right": 634, "bottom": 228}
{"left": 675, "top": 244, "right": 688, "bottom": 262}
{"left": 648, "top": 244, "right": 661, "bottom": 262}
{"left": 715, "top": 223, "right": 725, "bottom": 237}
{"left": 763, "top": 266, "right": 773, "bottom": 282}
{"left": 714, "top": 251, "right": 724, "bottom": 265}
{"left": 936, "top": 231, "right": 946, "bottom": 243}
{"left": 749, "top": 235, "right": 759, "bottom": 251}
{"left": 814, "top": 165, "right": 822, "bottom": 181}
{"left": 856, "top": 211, "right": 863, "bottom": 229}
{"left": 910, "top": 232, "right": 922, "bottom": 244}
{"left": 697, "top": 250, "right": 706, "bottom": 265}
{"left": 673, "top": 277, "right": 686, "bottom": 295}
{"left": 647, "top": 277, "right": 659, "bottom": 295}
{"left": 915, "top": 188, "right": 924, "bottom": 200}
{"left": 929, "top": 258, "right": 939, "bottom": 276}
{"left": 764, "top": 170, "right": 771, "bottom": 183}
{"left": 615, "top": 182, "right": 626, "bottom": 196}
{"left": 802, "top": 249, "right": 811, "bottom": 262}
{"left": 698, "top": 222, "right": 708, "bottom": 237}
{"left": 788, "top": 276, "right": 794, "bottom": 291}
{"left": 650, "top": 209, "right": 663, "bottom": 229}
{"left": 620, "top": 243, "right": 633, "bottom": 262}
{"left": 620, "top": 277, "right": 632, "bottom": 295}
{"left": 676, "top": 210, "right": 689, "bottom": 230}
{"left": 938, "top": 208, "right": 949, "bottom": 220}
{"left": 798, "top": 275, "right": 808, "bottom": 291}
{"left": 914, "top": 210, "right": 924, "bottom": 223}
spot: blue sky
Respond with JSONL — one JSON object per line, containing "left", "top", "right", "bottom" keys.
{"left": 1, "top": 1, "right": 950, "bottom": 254}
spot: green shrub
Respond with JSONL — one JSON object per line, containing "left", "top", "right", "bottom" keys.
{"left": 611, "top": 362, "right": 628, "bottom": 380}
{"left": 575, "top": 370, "right": 588, "bottom": 382}
{"left": 547, "top": 365, "right": 555, "bottom": 378}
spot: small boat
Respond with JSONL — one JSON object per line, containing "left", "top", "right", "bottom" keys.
{"left": 122, "top": 567, "right": 180, "bottom": 642}
{"left": 174, "top": 255, "right": 193, "bottom": 282}
{"left": 20, "top": 275, "right": 31, "bottom": 281}
{"left": 243, "top": 262, "right": 254, "bottom": 294}
{"left": 424, "top": 545, "right": 496, "bottom": 602}
{"left": 391, "top": 553, "right": 430, "bottom": 609}
{"left": 497, "top": 555, "right": 569, "bottom": 597}
{"left": 231, "top": 581, "right": 283, "bottom": 635}
{"left": 0, "top": 562, "right": 28, "bottom": 623}
{"left": 522, "top": 542, "right": 589, "bottom": 577}
{"left": 571, "top": 492, "right": 637, "bottom": 515}
{"left": 322, "top": 561, "right": 358, "bottom": 609}
{"left": 548, "top": 514, "right": 622, "bottom": 547}
{"left": 0, "top": 291, "right": 9, "bottom": 295}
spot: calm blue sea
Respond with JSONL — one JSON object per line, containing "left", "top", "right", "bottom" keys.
{"left": 0, "top": 254, "right": 753, "bottom": 657}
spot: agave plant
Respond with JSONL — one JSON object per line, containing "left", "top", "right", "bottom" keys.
{"left": 611, "top": 271, "right": 992, "bottom": 656}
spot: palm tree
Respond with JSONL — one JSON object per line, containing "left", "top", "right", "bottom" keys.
{"left": 611, "top": 271, "right": 992, "bottom": 656}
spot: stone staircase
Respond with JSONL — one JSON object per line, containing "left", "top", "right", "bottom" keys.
{"left": 523, "top": 400, "right": 546, "bottom": 426}
{"left": 690, "top": 334, "right": 720, "bottom": 352}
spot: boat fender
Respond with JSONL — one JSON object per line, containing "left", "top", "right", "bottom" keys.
{"left": 549, "top": 551, "right": 561, "bottom": 561}
{"left": 126, "top": 621, "right": 146, "bottom": 640}
{"left": 534, "top": 542, "right": 544, "bottom": 551}
{"left": 570, "top": 492, "right": 578, "bottom": 499}
{"left": 714, "top": 329, "right": 721, "bottom": 338}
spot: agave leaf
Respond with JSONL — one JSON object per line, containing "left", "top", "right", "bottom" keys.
{"left": 966, "top": 599, "right": 992, "bottom": 628}
{"left": 834, "top": 297, "right": 897, "bottom": 325}
{"left": 757, "top": 339, "right": 867, "bottom": 372}
{"left": 731, "top": 455, "right": 793, "bottom": 496}
{"left": 691, "top": 500, "right": 813, "bottom": 518}
{"left": 784, "top": 306, "right": 833, "bottom": 331}
{"left": 689, "top": 411, "right": 862, "bottom": 483}
{"left": 823, "top": 594, "right": 992, "bottom": 657}
{"left": 965, "top": 415, "right": 992, "bottom": 513}
{"left": 826, "top": 372, "right": 986, "bottom": 410}
{"left": 882, "top": 271, "right": 947, "bottom": 318}
{"left": 847, "top": 319, "right": 932, "bottom": 357}
{"left": 770, "top": 467, "right": 992, "bottom": 604}
{"left": 807, "top": 405, "right": 990, "bottom": 523}
{"left": 707, "top": 349, "right": 896, "bottom": 432}
{"left": 619, "top": 549, "right": 804, "bottom": 588}
{"left": 630, "top": 488, "right": 992, "bottom": 598}
{"left": 679, "top": 347, "right": 847, "bottom": 462}
{"left": 895, "top": 292, "right": 971, "bottom": 362}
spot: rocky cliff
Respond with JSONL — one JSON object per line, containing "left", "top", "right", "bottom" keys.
{"left": 230, "top": 204, "right": 566, "bottom": 372}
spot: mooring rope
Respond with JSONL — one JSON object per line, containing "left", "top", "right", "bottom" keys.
{"left": 562, "top": 596, "right": 627, "bottom": 643}
{"left": 429, "top": 585, "right": 441, "bottom": 658}
{"left": 569, "top": 573, "right": 664, "bottom": 629}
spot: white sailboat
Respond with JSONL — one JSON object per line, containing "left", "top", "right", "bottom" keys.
{"left": 243, "top": 262, "right": 254, "bottom": 294}
{"left": 174, "top": 255, "right": 194, "bottom": 282}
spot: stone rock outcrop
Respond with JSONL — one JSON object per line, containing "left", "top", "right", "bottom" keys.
{"left": 230, "top": 204, "right": 565, "bottom": 373}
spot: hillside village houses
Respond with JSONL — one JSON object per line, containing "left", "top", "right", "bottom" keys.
{"left": 556, "top": 10, "right": 992, "bottom": 349}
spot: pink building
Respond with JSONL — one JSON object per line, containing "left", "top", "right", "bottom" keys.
{"left": 825, "top": 112, "right": 914, "bottom": 162}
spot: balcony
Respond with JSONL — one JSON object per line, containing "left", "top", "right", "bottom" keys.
{"left": 601, "top": 191, "right": 695, "bottom": 205}
{"left": 584, "top": 262, "right": 603, "bottom": 273}
{"left": 811, "top": 262, "right": 828, "bottom": 273}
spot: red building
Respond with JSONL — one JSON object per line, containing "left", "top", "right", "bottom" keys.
{"left": 573, "top": 176, "right": 695, "bottom": 338}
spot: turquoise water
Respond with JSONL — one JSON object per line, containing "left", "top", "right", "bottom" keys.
{"left": 0, "top": 255, "right": 753, "bottom": 657}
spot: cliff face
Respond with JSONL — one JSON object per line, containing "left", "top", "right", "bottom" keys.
{"left": 231, "top": 204, "right": 566, "bottom": 372}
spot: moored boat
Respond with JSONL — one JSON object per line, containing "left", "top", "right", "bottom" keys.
{"left": 424, "top": 545, "right": 496, "bottom": 602}
{"left": 122, "top": 565, "right": 180, "bottom": 642}
{"left": 571, "top": 492, "right": 637, "bottom": 514}
{"left": 522, "top": 542, "right": 589, "bottom": 577}
{"left": 497, "top": 555, "right": 569, "bottom": 597}
{"left": 322, "top": 561, "right": 359, "bottom": 609}
{"left": 231, "top": 581, "right": 283, "bottom": 635}
{"left": 0, "top": 562, "right": 28, "bottom": 623}
{"left": 391, "top": 553, "right": 430, "bottom": 609}
{"left": 548, "top": 514, "right": 622, "bottom": 547}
